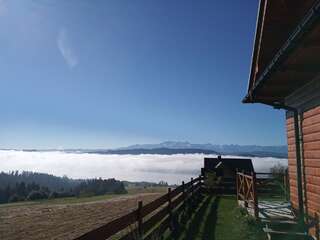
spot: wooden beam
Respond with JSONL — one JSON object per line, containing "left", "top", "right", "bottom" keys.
{"left": 280, "top": 64, "right": 320, "bottom": 73}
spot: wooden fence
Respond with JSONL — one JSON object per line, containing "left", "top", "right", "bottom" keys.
{"left": 236, "top": 172, "right": 258, "bottom": 219}
{"left": 75, "top": 175, "right": 204, "bottom": 240}
{"left": 255, "top": 172, "right": 289, "bottom": 199}
{"left": 236, "top": 171, "right": 289, "bottom": 220}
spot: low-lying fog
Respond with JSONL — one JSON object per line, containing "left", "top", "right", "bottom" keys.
{"left": 0, "top": 150, "right": 287, "bottom": 184}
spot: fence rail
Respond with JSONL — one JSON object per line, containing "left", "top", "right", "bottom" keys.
{"left": 236, "top": 171, "right": 290, "bottom": 220}
{"left": 75, "top": 175, "right": 204, "bottom": 240}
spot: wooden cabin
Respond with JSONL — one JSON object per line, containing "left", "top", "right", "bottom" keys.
{"left": 204, "top": 156, "right": 254, "bottom": 179}
{"left": 243, "top": 0, "right": 320, "bottom": 236}
{"left": 203, "top": 156, "right": 254, "bottom": 194}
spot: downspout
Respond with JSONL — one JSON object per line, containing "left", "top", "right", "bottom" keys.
{"left": 292, "top": 109, "right": 305, "bottom": 221}
{"left": 299, "top": 112, "right": 308, "bottom": 221}
{"left": 272, "top": 104, "right": 305, "bottom": 221}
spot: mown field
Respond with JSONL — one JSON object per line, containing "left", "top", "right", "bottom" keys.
{"left": 0, "top": 187, "right": 167, "bottom": 240}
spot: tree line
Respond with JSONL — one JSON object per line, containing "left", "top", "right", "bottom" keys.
{"left": 0, "top": 171, "right": 126, "bottom": 204}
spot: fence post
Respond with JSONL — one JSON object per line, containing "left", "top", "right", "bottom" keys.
{"left": 191, "top": 177, "right": 194, "bottom": 197}
{"left": 168, "top": 188, "right": 172, "bottom": 230}
{"left": 315, "top": 213, "right": 319, "bottom": 240}
{"left": 182, "top": 181, "right": 186, "bottom": 210}
{"left": 243, "top": 171, "right": 248, "bottom": 208}
{"left": 252, "top": 172, "right": 259, "bottom": 219}
{"left": 236, "top": 169, "right": 239, "bottom": 204}
{"left": 190, "top": 177, "right": 194, "bottom": 208}
{"left": 137, "top": 201, "right": 143, "bottom": 238}
{"left": 201, "top": 168, "right": 205, "bottom": 177}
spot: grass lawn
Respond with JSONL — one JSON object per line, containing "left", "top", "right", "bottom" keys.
{"left": 170, "top": 195, "right": 266, "bottom": 240}
{"left": 214, "top": 196, "right": 266, "bottom": 240}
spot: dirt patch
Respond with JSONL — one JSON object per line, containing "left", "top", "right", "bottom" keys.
{"left": 0, "top": 193, "right": 163, "bottom": 240}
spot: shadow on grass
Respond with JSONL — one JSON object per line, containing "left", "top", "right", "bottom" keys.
{"left": 202, "top": 196, "right": 220, "bottom": 240}
{"left": 173, "top": 195, "right": 220, "bottom": 240}
{"left": 169, "top": 193, "right": 206, "bottom": 239}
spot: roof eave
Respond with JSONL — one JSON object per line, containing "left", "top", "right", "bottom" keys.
{"left": 244, "top": 0, "right": 320, "bottom": 106}
{"left": 246, "top": 0, "right": 267, "bottom": 94}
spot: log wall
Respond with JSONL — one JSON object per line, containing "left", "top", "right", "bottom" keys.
{"left": 287, "top": 106, "right": 320, "bottom": 216}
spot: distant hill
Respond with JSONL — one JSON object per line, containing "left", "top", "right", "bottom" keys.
{"left": 0, "top": 171, "right": 174, "bottom": 204}
{"left": 117, "top": 141, "right": 288, "bottom": 158}
{"left": 17, "top": 141, "right": 288, "bottom": 158}
{"left": 83, "top": 148, "right": 219, "bottom": 155}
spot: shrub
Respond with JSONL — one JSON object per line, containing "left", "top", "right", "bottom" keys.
{"left": 27, "top": 190, "right": 48, "bottom": 200}
{"left": 48, "top": 191, "right": 59, "bottom": 199}
{"left": 74, "top": 178, "right": 127, "bottom": 197}
{"left": 48, "top": 191, "right": 74, "bottom": 199}
{"left": 204, "top": 171, "right": 220, "bottom": 190}
{"left": 270, "top": 163, "right": 287, "bottom": 180}
{"left": 8, "top": 194, "right": 24, "bottom": 203}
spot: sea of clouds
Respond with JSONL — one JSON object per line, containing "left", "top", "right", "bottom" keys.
{"left": 0, "top": 150, "right": 288, "bottom": 184}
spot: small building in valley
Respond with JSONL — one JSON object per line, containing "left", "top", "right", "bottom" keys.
{"left": 243, "top": 0, "right": 320, "bottom": 237}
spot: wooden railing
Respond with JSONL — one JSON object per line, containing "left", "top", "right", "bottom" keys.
{"left": 255, "top": 172, "right": 289, "bottom": 199}
{"left": 236, "top": 171, "right": 289, "bottom": 220}
{"left": 236, "top": 172, "right": 258, "bottom": 219}
{"left": 75, "top": 175, "right": 204, "bottom": 240}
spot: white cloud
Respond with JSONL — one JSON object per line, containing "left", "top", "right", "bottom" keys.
{"left": 57, "top": 28, "right": 78, "bottom": 68}
{"left": 0, "top": 150, "right": 287, "bottom": 184}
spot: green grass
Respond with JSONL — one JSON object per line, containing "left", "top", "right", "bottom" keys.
{"left": 168, "top": 195, "right": 266, "bottom": 240}
{"left": 214, "top": 196, "right": 266, "bottom": 240}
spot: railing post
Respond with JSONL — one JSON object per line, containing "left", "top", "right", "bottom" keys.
{"left": 137, "top": 201, "right": 143, "bottom": 238}
{"left": 182, "top": 181, "right": 186, "bottom": 210}
{"left": 236, "top": 169, "right": 239, "bottom": 204}
{"left": 243, "top": 171, "right": 248, "bottom": 208}
{"left": 190, "top": 177, "right": 194, "bottom": 208}
{"left": 201, "top": 168, "right": 205, "bottom": 177}
{"left": 252, "top": 172, "right": 259, "bottom": 219}
{"left": 168, "top": 187, "right": 172, "bottom": 230}
{"left": 191, "top": 177, "right": 194, "bottom": 197}
{"left": 198, "top": 174, "right": 202, "bottom": 193}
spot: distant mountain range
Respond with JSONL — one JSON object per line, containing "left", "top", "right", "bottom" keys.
{"left": 16, "top": 141, "right": 288, "bottom": 158}
{"left": 116, "top": 141, "right": 288, "bottom": 158}
{"left": 82, "top": 148, "right": 219, "bottom": 155}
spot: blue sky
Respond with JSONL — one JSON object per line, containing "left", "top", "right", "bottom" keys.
{"left": 0, "top": 0, "right": 286, "bottom": 149}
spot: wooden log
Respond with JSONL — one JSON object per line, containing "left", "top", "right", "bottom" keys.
{"left": 138, "top": 201, "right": 143, "bottom": 237}
{"left": 168, "top": 188, "right": 172, "bottom": 231}
{"left": 144, "top": 216, "right": 170, "bottom": 240}
{"left": 252, "top": 172, "right": 259, "bottom": 219}
{"left": 182, "top": 181, "right": 186, "bottom": 212}
{"left": 75, "top": 176, "right": 198, "bottom": 240}
{"left": 171, "top": 193, "right": 185, "bottom": 209}
{"left": 191, "top": 177, "right": 194, "bottom": 198}
{"left": 142, "top": 193, "right": 169, "bottom": 217}
{"left": 75, "top": 209, "right": 138, "bottom": 240}
{"left": 143, "top": 205, "right": 169, "bottom": 234}
{"left": 171, "top": 185, "right": 183, "bottom": 199}
{"left": 236, "top": 170, "right": 240, "bottom": 203}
